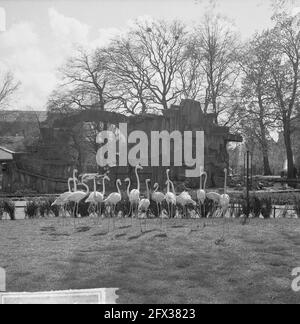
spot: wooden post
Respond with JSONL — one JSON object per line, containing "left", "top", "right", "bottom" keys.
{"left": 246, "top": 151, "right": 250, "bottom": 218}
{"left": 0, "top": 267, "right": 6, "bottom": 292}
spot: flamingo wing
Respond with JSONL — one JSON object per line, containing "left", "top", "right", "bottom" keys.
{"left": 129, "top": 189, "right": 140, "bottom": 202}
{"left": 206, "top": 192, "right": 221, "bottom": 203}
{"left": 52, "top": 191, "right": 72, "bottom": 206}
{"left": 94, "top": 192, "right": 104, "bottom": 203}
{"left": 138, "top": 198, "right": 150, "bottom": 211}
{"left": 220, "top": 194, "right": 230, "bottom": 208}
{"left": 197, "top": 189, "right": 206, "bottom": 203}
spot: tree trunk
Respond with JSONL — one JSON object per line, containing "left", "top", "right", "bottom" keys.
{"left": 283, "top": 122, "right": 295, "bottom": 179}
{"left": 262, "top": 151, "right": 272, "bottom": 176}
{"left": 162, "top": 97, "right": 168, "bottom": 110}
{"left": 259, "top": 121, "right": 272, "bottom": 176}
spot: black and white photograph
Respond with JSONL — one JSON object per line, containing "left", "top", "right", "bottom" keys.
{"left": 0, "top": 0, "right": 299, "bottom": 307}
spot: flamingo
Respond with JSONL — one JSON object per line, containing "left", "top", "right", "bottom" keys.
{"left": 67, "top": 178, "right": 90, "bottom": 218}
{"left": 52, "top": 177, "right": 76, "bottom": 208}
{"left": 104, "top": 179, "right": 122, "bottom": 230}
{"left": 86, "top": 175, "right": 110, "bottom": 217}
{"left": 197, "top": 169, "right": 208, "bottom": 217}
{"left": 138, "top": 179, "right": 151, "bottom": 231}
{"left": 124, "top": 177, "right": 134, "bottom": 219}
{"left": 151, "top": 183, "right": 165, "bottom": 218}
{"left": 220, "top": 168, "right": 230, "bottom": 217}
{"left": 138, "top": 179, "right": 151, "bottom": 213}
{"left": 164, "top": 169, "right": 177, "bottom": 219}
{"left": 127, "top": 165, "right": 143, "bottom": 220}
{"left": 169, "top": 180, "right": 196, "bottom": 219}
{"left": 205, "top": 171, "right": 221, "bottom": 218}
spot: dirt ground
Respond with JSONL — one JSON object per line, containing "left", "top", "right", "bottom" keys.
{"left": 0, "top": 217, "right": 299, "bottom": 304}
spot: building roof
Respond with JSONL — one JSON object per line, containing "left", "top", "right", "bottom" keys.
{"left": 0, "top": 110, "right": 47, "bottom": 123}
{"left": 0, "top": 146, "right": 15, "bottom": 161}
{"left": 0, "top": 146, "right": 17, "bottom": 154}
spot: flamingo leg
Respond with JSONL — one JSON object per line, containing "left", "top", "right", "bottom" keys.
{"left": 72, "top": 203, "right": 76, "bottom": 218}
{"left": 96, "top": 202, "right": 99, "bottom": 217}
{"left": 107, "top": 205, "right": 110, "bottom": 232}
{"left": 136, "top": 204, "right": 139, "bottom": 219}
{"left": 156, "top": 202, "right": 160, "bottom": 227}
{"left": 144, "top": 210, "right": 148, "bottom": 230}
{"left": 98, "top": 203, "right": 102, "bottom": 225}
{"left": 130, "top": 203, "right": 133, "bottom": 226}
{"left": 113, "top": 205, "right": 116, "bottom": 230}
{"left": 139, "top": 214, "right": 143, "bottom": 233}
{"left": 73, "top": 203, "right": 77, "bottom": 228}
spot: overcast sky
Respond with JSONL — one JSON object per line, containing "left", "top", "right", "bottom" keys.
{"left": 0, "top": 0, "right": 299, "bottom": 110}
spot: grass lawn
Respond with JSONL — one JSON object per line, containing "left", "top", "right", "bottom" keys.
{"left": 0, "top": 217, "right": 299, "bottom": 304}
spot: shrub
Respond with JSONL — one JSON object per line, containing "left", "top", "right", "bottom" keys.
{"left": 250, "top": 196, "right": 261, "bottom": 218}
{"left": 294, "top": 197, "right": 300, "bottom": 218}
{"left": 260, "top": 198, "right": 272, "bottom": 219}
{"left": 47, "top": 197, "right": 60, "bottom": 217}
{"left": 0, "top": 199, "right": 15, "bottom": 220}
{"left": 38, "top": 199, "right": 52, "bottom": 218}
{"left": 0, "top": 201, "right": 3, "bottom": 219}
{"left": 116, "top": 199, "right": 130, "bottom": 216}
{"left": 25, "top": 200, "right": 39, "bottom": 219}
{"left": 66, "top": 201, "right": 89, "bottom": 218}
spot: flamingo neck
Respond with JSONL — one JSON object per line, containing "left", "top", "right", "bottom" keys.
{"left": 166, "top": 170, "right": 171, "bottom": 192}
{"left": 203, "top": 172, "right": 207, "bottom": 190}
{"left": 167, "top": 170, "right": 170, "bottom": 182}
{"left": 170, "top": 181, "right": 176, "bottom": 195}
{"left": 146, "top": 181, "right": 150, "bottom": 200}
{"left": 126, "top": 180, "right": 131, "bottom": 197}
{"left": 73, "top": 173, "right": 77, "bottom": 191}
{"left": 102, "top": 177, "right": 106, "bottom": 196}
{"left": 116, "top": 180, "right": 121, "bottom": 196}
{"left": 136, "top": 166, "right": 140, "bottom": 192}
{"left": 94, "top": 178, "right": 97, "bottom": 194}
{"left": 200, "top": 173, "right": 203, "bottom": 190}
{"left": 67, "top": 178, "right": 72, "bottom": 192}
{"left": 224, "top": 170, "right": 227, "bottom": 194}
{"left": 82, "top": 183, "right": 89, "bottom": 195}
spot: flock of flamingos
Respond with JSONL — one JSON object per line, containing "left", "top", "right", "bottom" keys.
{"left": 52, "top": 165, "right": 231, "bottom": 228}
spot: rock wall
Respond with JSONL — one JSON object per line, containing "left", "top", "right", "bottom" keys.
{"left": 1, "top": 100, "right": 242, "bottom": 193}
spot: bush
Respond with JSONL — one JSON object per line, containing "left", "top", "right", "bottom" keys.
{"left": 250, "top": 196, "right": 261, "bottom": 218}
{"left": 46, "top": 197, "right": 60, "bottom": 217}
{"left": 0, "top": 199, "right": 15, "bottom": 220}
{"left": 25, "top": 200, "right": 39, "bottom": 219}
{"left": 230, "top": 191, "right": 300, "bottom": 206}
{"left": 38, "top": 199, "right": 52, "bottom": 218}
{"left": 66, "top": 201, "right": 90, "bottom": 218}
{"left": 294, "top": 197, "right": 300, "bottom": 218}
{"left": 260, "top": 198, "right": 272, "bottom": 219}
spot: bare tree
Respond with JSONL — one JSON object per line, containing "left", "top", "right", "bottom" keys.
{"left": 101, "top": 20, "right": 190, "bottom": 112}
{"left": 59, "top": 48, "right": 112, "bottom": 111}
{"left": 193, "top": 15, "right": 240, "bottom": 120}
{"left": 134, "top": 20, "right": 189, "bottom": 110}
{"left": 100, "top": 39, "right": 153, "bottom": 115}
{"left": 239, "top": 33, "right": 277, "bottom": 175}
{"left": 0, "top": 71, "right": 20, "bottom": 109}
{"left": 267, "top": 12, "right": 300, "bottom": 178}
{"left": 177, "top": 41, "right": 204, "bottom": 101}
